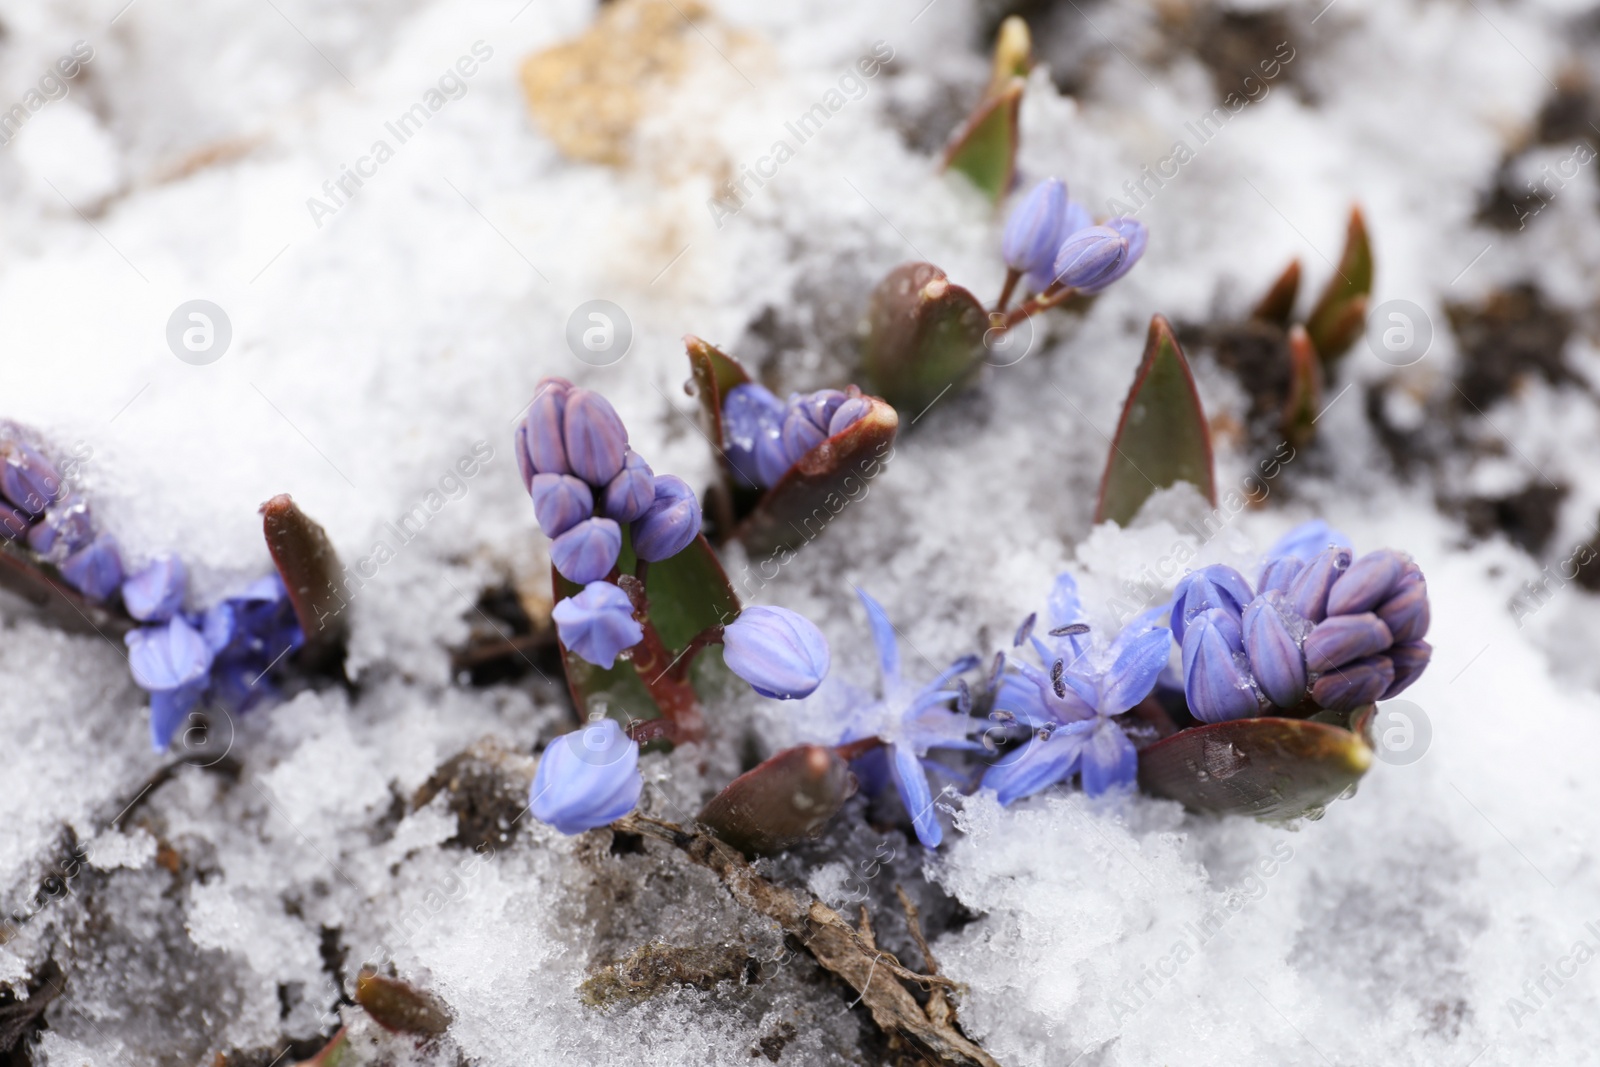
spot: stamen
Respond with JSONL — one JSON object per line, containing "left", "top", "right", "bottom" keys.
{"left": 1049, "top": 623, "right": 1090, "bottom": 637}
{"left": 1050, "top": 658, "right": 1066, "bottom": 699}
{"left": 1014, "top": 612, "right": 1037, "bottom": 648}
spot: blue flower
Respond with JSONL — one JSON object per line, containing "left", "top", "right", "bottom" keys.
{"left": 122, "top": 554, "right": 187, "bottom": 623}
{"left": 563, "top": 388, "right": 630, "bottom": 486}
{"left": 59, "top": 532, "right": 122, "bottom": 601}
{"left": 631, "top": 476, "right": 701, "bottom": 562}
{"left": 602, "top": 451, "right": 656, "bottom": 523}
{"left": 549, "top": 516, "right": 622, "bottom": 584}
{"left": 828, "top": 590, "right": 980, "bottom": 848}
{"left": 515, "top": 377, "right": 574, "bottom": 486}
{"left": 1051, "top": 225, "right": 1127, "bottom": 290}
{"left": 1002, "top": 178, "right": 1068, "bottom": 278}
{"left": 529, "top": 473, "right": 593, "bottom": 537}
{"left": 126, "top": 615, "right": 214, "bottom": 751}
{"left": 983, "top": 573, "right": 1170, "bottom": 803}
{"left": 1077, "top": 217, "right": 1148, "bottom": 294}
{"left": 202, "top": 575, "right": 304, "bottom": 713}
{"left": 552, "top": 580, "right": 643, "bottom": 669}
{"left": 0, "top": 438, "right": 64, "bottom": 516}
{"left": 26, "top": 495, "right": 94, "bottom": 562}
{"left": 529, "top": 719, "right": 642, "bottom": 834}
{"left": 722, "top": 605, "right": 831, "bottom": 700}
{"left": 720, "top": 384, "right": 871, "bottom": 490}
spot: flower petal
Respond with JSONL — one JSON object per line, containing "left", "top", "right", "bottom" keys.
{"left": 1096, "top": 626, "right": 1172, "bottom": 715}
{"left": 889, "top": 742, "right": 942, "bottom": 848}
{"left": 855, "top": 588, "right": 900, "bottom": 688}
{"left": 1080, "top": 719, "right": 1137, "bottom": 796}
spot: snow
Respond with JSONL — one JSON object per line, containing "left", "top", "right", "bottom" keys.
{"left": 3, "top": 0, "right": 1600, "bottom": 1064}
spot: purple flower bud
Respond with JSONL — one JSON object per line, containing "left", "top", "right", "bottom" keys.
{"left": 1327, "top": 549, "right": 1408, "bottom": 616}
{"left": 563, "top": 388, "right": 630, "bottom": 486}
{"left": 0, "top": 501, "right": 28, "bottom": 541}
{"left": 828, "top": 396, "right": 871, "bottom": 437}
{"left": 1286, "top": 546, "right": 1352, "bottom": 623}
{"left": 1304, "top": 612, "right": 1393, "bottom": 672}
{"left": 126, "top": 615, "right": 213, "bottom": 692}
{"left": 723, "top": 384, "right": 785, "bottom": 489}
{"left": 1002, "top": 178, "right": 1068, "bottom": 277}
{"left": 26, "top": 495, "right": 94, "bottom": 562}
{"left": 1243, "top": 595, "right": 1307, "bottom": 708}
{"left": 1382, "top": 640, "right": 1431, "bottom": 699}
{"left": 549, "top": 517, "right": 621, "bottom": 584}
{"left": 1257, "top": 555, "right": 1304, "bottom": 596}
{"left": 0, "top": 439, "right": 64, "bottom": 517}
{"left": 602, "top": 451, "right": 656, "bottom": 523}
{"left": 515, "top": 377, "right": 573, "bottom": 487}
{"left": 59, "top": 532, "right": 122, "bottom": 601}
{"left": 530, "top": 473, "right": 594, "bottom": 537}
{"left": 1028, "top": 199, "right": 1095, "bottom": 290}
{"left": 122, "top": 554, "right": 187, "bottom": 623}
{"left": 1170, "top": 565, "right": 1253, "bottom": 644}
{"left": 1376, "top": 572, "right": 1430, "bottom": 644}
{"left": 551, "top": 580, "right": 643, "bottom": 669}
{"left": 795, "top": 390, "right": 847, "bottom": 435}
{"left": 1052, "top": 225, "right": 1128, "bottom": 290}
{"left": 529, "top": 719, "right": 642, "bottom": 834}
{"left": 1267, "top": 520, "right": 1352, "bottom": 564}
{"left": 780, "top": 401, "right": 828, "bottom": 466}
{"left": 1182, "top": 607, "right": 1260, "bottom": 722}
{"left": 632, "top": 475, "right": 701, "bottom": 562}
{"left": 722, "top": 605, "right": 831, "bottom": 699}
{"left": 1310, "top": 654, "right": 1394, "bottom": 711}
{"left": 1077, "top": 217, "right": 1148, "bottom": 294}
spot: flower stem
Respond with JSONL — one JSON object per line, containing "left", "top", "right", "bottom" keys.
{"left": 616, "top": 574, "right": 706, "bottom": 744}
{"left": 1003, "top": 282, "right": 1075, "bottom": 328}
{"left": 994, "top": 268, "right": 1020, "bottom": 314}
{"left": 833, "top": 736, "right": 884, "bottom": 762}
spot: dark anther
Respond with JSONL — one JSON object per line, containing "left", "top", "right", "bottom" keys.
{"left": 1013, "top": 612, "right": 1036, "bottom": 647}
{"left": 1049, "top": 623, "right": 1090, "bottom": 637}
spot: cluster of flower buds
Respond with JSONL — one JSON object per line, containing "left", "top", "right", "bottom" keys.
{"left": 1, "top": 435, "right": 123, "bottom": 600}
{"left": 721, "top": 383, "right": 871, "bottom": 489}
{"left": 124, "top": 575, "right": 304, "bottom": 750}
{"left": 1174, "top": 523, "right": 1431, "bottom": 720}
{"left": 1001, "top": 177, "right": 1148, "bottom": 295}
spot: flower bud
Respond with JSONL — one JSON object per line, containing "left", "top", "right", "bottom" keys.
{"left": 530, "top": 473, "right": 594, "bottom": 537}
{"left": 0, "top": 439, "right": 64, "bottom": 516}
{"left": 1182, "top": 607, "right": 1259, "bottom": 722}
{"left": 1383, "top": 640, "right": 1431, "bottom": 699}
{"left": 1286, "top": 546, "right": 1352, "bottom": 622}
{"left": 1242, "top": 595, "right": 1307, "bottom": 708}
{"left": 1267, "top": 519, "right": 1351, "bottom": 564}
{"left": 1310, "top": 654, "right": 1394, "bottom": 711}
{"left": 1257, "top": 555, "right": 1304, "bottom": 596}
{"left": 26, "top": 495, "right": 94, "bottom": 562}
{"left": 1304, "top": 613, "right": 1392, "bottom": 672}
{"left": 602, "top": 452, "right": 655, "bottom": 522}
{"left": 1170, "top": 565, "right": 1253, "bottom": 643}
{"left": 1002, "top": 178, "right": 1068, "bottom": 277}
{"left": 1326, "top": 549, "right": 1408, "bottom": 616}
{"left": 722, "top": 605, "right": 831, "bottom": 699}
{"left": 529, "top": 719, "right": 642, "bottom": 835}
{"left": 122, "top": 554, "right": 187, "bottom": 623}
{"left": 780, "top": 401, "right": 828, "bottom": 466}
{"left": 551, "top": 580, "right": 642, "bottom": 669}
{"left": 1052, "top": 225, "right": 1127, "bottom": 290}
{"left": 794, "top": 390, "right": 847, "bottom": 435}
{"left": 515, "top": 377, "right": 573, "bottom": 487}
{"left": 59, "top": 532, "right": 122, "bottom": 601}
{"left": 723, "top": 384, "right": 785, "bottom": 489}
{"left": 1376, "top": 573, "right": 1430, "bottom": 644}
{"left": 549, "top": 517, "right": 621, "bottom": 584}
{"left": 0, "top": 501, "right": 28, "bottom": 541}
{"left": 632, "top": 475, "right": 701, "bottom": 562}
{"left": 126, "top": 615, "right": 213, "bottom": 692}
{"left": 1077, "top": 217, "right": 1148, "bottom": 294}
{"left": 828, "top": 396, "right": 871, "bottom": 437}
{"left": 562, "top": 388, "right": 629, "bottom": 486}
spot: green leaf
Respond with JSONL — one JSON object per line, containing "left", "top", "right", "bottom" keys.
{"left": 1305, "top": 206, "right": 1373, "bottom": 367}
{"left": 862, "top": 263, "right": 988, "bottom": 416}
{"left": 685, "top": 334, "right": 752, "bottom": 450}
{"left": 554, "top": 528, "right": 739, "bottom": 743}
{"left": 261, "top": 493, "right": 348, "bottom": 675}
{"left": 1095, "top": 315, "right": 1217, "bottom": 525}
{"left": 941, "top": 81, "right": 1023, "bottom": 204}
{"left": 1137, "top": 707, "right": 1375, "bottom": 820}
{"left": 1251, "top": 258, "right": 1301, "bottom": 327}
{"left": 698, "top": 744, "right": 854, "bottom": 856}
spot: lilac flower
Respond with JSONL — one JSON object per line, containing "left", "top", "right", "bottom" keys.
{"left": 202, "top": 575, "right": 304, "bottom": 713}
{"left": 552, "top": 580, "right": 643, "bottom": 669}
{"left": 720, "top": 384, "right": 872, "bottom": 490}
{"left": 0, "top": 438, "right": 64, "bottom": 516}
{"left": 563, "top": 388, "right": 630, "bottom": 486}
{"left": 515, "top": 377, "right": 573, "bottom": 487}
{"left": 983, "top": 573, "right": 1170, "bottom": 803}
{"left": 529, "top": 473, "right": 593, "bottom": 537}
{"left": 631, "top": 475, "right": 701, "bottom": 562}
{"left": 1265, "top": 519, "right": 1351, "bottom": 564}
{"left": 26, "top": 495, "right": 94, "bottom": 562}
{"left": 829, "top": 590, "right": 980, "bottom": 847}
{"left": 126, "top": 615, "right": 213, "bottom": 751}
{"left": 122, "top": 554, "right": 187, "bottom": 623}
{"left": 1052, "top": 225, "right": 1127, "bottom": 290}
{"left": 602, "top": 452, "right": 656, "bottom": 523}
{"left": 1002, "top": 178, "right": 1068, "bottom": 279}
{"left": 549, "top": 517, "right": 622, "bottom": 584}
{"left": 529, "top": 719, "right": 642, "bottom": 834}
{"left": 59, "top": 532, "right": 122, "bottom": 601}
{"left": 722, "top": 605, "right": 831, "bottom": 700}
{"left": 1077, "top": 217, "right": 1148, "bottom": 294}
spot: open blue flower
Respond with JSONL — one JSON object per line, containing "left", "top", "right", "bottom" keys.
{"left": 983, "top": 572, "right": 1170, "bottom": 804}
{"left": 828, "top": 590, "right": 980, "bottom": 848}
